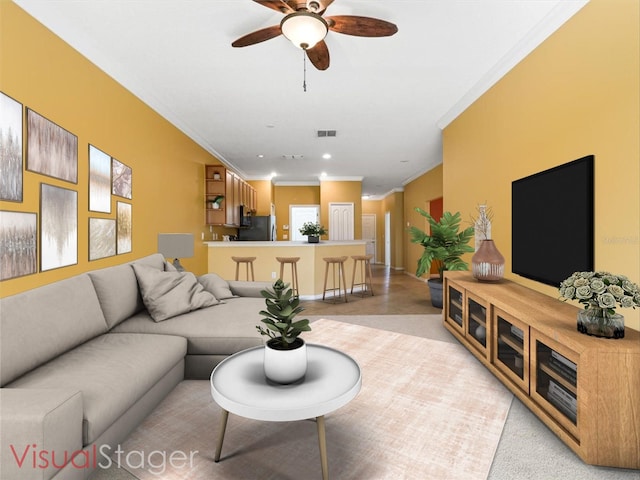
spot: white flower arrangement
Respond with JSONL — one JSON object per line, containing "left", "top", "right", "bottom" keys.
{"left": 299, "top": 222, "right": 327, "bottom": 236}
{"left": 559, "top": 271, "right": 640, "bottom": 313}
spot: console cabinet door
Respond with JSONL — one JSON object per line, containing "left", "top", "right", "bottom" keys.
{"left": 466, "top": 293, "right": 489, "bottom": 358}
{"left": 444, "top": 281, "right": 465, "bottom": 335}
{"left": 530, "top": 329, "right": 580, "bottom": 439}
{"left": 492, "top": 308, "right": 529, "bottom": 394}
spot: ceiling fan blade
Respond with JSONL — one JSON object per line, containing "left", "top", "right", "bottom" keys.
{"left": 252, "top": 0, "right": 294, "bottom": 14}
{"left": 326, "top": 15, "right": 398, "bottom": 37}
{"left": 231, "top": 25, "right": 282, "bottom": 47}
{"left": 306, "top": 41, "right": 330, "bottom": 70}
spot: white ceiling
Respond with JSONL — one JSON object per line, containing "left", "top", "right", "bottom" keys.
{"left": 14, "top": 0, "right": 588, "bottom": 197}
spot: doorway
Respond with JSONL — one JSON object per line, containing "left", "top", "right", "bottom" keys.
{"left": 362, "top": 214, "right": 377, "bottom": 263}
{"left": 429, "top": 197, "right": 443, "bottom": 275}
{"left": 289, "top": 205, "right": 320, "bottom": 241}
{"left": 384, "top": 211, "right": 391, "bottom": 267}
{"left": 328, "top": 202, "right": 354, "bottom": 240}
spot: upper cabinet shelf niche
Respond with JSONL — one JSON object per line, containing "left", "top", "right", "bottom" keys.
{"left": 205, "top": 165, "right": 256, "bottom": 227}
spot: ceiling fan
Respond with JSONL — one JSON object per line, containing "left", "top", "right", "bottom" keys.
{"left": 232, "top": 0, "right": 398, "bottom": 70}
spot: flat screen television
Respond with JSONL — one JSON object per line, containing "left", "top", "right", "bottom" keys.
{"left": 512, "top": 155, "right": 594, "bottom": 287}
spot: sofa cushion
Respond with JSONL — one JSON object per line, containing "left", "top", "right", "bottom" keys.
{"left": 197, "top": 273, "right": 236, "bottom": 300}
{"left": 111, "top": 297, "right": 265, "bottom": 355}
{"left": 6, "top": 333, "right": 187, "bottom": 445}
{"left": 0, "top": 274, "right": 108, "bottom": 387}
{"left": 0, "top": 389, "right": 83, "bottom": 480}
{"left": 133, "top": 264, "right": 219, "bottom": 322}
{"left": 88, "top": 253, "right": 166, "bottom": 329}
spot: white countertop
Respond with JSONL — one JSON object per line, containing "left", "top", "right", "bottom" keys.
{"left": 204, "top": 240, "right": 366, "bottom": 247}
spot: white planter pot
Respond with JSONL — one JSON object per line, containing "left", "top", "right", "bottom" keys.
{"left": 264, "top": 338, "right": 307, "bottom": 384}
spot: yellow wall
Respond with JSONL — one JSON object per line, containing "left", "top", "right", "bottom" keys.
{"left": 248, "top": 180, "right": 273, "bottom": 216}
{"left": 273, "top": 185, "right": 321, "bottom": 240}
{"left": 319, "top": 180, "right": 363, "bottom": 239}
{"left": 0, "top": 2, "right": 222, "bottom": 297}
{"left": 442, "top": 0, "right": 639, "bottom": 330}
{"left": 403, "top": 165, "right": 444, "bottom": 277}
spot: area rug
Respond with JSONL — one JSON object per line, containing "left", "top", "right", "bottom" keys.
{"left": 114, "top": 319, "right": 512, "bottom": 479}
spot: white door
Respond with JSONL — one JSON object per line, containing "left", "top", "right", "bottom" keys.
{"left": 384, "top": 211, "right": 391, "bottom": 267}
{"left": 290, "top": 205, "right": 320, "bottom": 241}
{"left": 328, "top": 203, "right": 354, "bottom": 240}
{"left": 362, "top": 214, "right": 376, "bottom": 263}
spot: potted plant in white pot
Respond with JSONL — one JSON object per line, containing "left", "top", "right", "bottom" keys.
{"left": 210, "top": 195, "right": 224, "bottom": 210}
{"left": 409, "top": 209, "right": 474, "bottom": 308}
{"left": 257, "top": 279, "right": 312, "bottom": 383}
{"left": 299, "top": 222, "right": 327, "bottom": 243}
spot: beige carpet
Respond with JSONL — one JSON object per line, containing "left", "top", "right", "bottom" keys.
{"left": 114, "top": 319, "right": 512, "bottom": 479}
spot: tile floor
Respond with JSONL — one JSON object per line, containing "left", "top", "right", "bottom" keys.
{"left": 299, "top": 265, "right": 442, "bottom": 316}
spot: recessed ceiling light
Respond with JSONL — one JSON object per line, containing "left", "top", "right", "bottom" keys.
{"left": 322, "top": 153, "right": 331, "bottom": 160}
{"left": 270, "top": 172, "right": 277, "bottom": 179}
{"left": 320, "top": 172, "right": 327, "bottom": 178}
{"left": 362, "top": 194, "right": 370, "bottom": 199}
{"left": 257, "top": 154, "right": 264, "bottom": 158}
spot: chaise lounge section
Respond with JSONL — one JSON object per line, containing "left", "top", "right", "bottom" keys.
{"left": 0, "top": 253, "right": 268, "bottom": 480}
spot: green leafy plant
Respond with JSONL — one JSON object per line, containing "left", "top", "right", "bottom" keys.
{"left": 409, "top": 209, "right": 475, "bottom": 281}
{"left": 299, "top": 222, "right": 327, "bottom": 237}
{"left": 257, "top": 279, "right": 311, "bottom": 349}
{"left": 210, "top": 195, "right": 224, "bottom": 209}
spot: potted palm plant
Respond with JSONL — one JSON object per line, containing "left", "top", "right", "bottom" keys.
{"left": 257, "top": 279, "right": 312, "bottom": 383}
{"left": 299, "top": 222, "right": 327, "bottom": 243}
{"left": 409, "top": 209, "right": 474, "bottom": 308}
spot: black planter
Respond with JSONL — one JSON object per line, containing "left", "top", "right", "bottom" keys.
{"left": 427, "top": 278, "right": 444, "bottom": 308}
{"left": 307, "top": 235, "right": 320, "bottom": 243}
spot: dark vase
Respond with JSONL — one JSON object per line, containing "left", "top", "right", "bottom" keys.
{"left": 577, "top": 308, "right": 625, "bottom": 339}
{"left": 427, "top": 279, "right": 443, "bottom": 308}
{"left": 472, "top": 240, "right": 505, "bottom": 282}
{"left": 308, "top": 235, "right": 319, "bottom": 243}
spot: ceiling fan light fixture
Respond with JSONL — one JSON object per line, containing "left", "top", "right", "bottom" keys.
{"left": 281, "top": 11, "right": 328, "bottom": 50}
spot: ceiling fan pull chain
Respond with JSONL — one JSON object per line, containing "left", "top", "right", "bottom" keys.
{"left": 303, "top": 50, "right": 307, "bottom": 92}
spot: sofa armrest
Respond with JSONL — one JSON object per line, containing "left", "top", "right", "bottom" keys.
{"left": 0, "top": 389, "right": 83, "bottom": 480}
{"left": 228, "top": 280, "right": 272, "bottom": 298}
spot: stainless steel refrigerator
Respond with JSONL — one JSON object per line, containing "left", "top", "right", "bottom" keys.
{"left": 238, "top": 215, "right": 276, "bottom": 241}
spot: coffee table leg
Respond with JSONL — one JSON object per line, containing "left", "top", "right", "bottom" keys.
{"left": 316, "top": 415, "right": 329, "bottom": 480}
{"left": 214, "top": 409, "right": 229, "bottom": 462}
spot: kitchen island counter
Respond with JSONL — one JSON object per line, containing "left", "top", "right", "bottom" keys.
{"left": 205, "top": 241, "right": 367, "bottom": 298}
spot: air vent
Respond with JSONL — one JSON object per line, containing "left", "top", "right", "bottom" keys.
{"left": 281, "top": 155, "right": 304, "bottom": 160}
{"left": 317, "top": 130, "right": 337, "bottom": 137}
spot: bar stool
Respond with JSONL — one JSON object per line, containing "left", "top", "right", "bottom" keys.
{"left": 276, "top": 257, "right": 300, "bottom": 297}
{"left": 351, "top": 254, "right": 375, "bottom": 297}
{"left": 231, "top": 256, "right": 256, "bottom": 281}
{"left": 322, "top": 256, "right": 348, "bottom": 303}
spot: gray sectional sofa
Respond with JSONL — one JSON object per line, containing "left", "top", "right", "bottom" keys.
{"left": 0, "top": 254, "right": 268, "bottom": 480}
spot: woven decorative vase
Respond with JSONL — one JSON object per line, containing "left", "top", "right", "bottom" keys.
{"left": 472, "top": 240, "right": 505, "bottom": 282}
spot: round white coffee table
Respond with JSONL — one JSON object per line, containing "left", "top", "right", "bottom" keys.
{"left": 210, "top": 343, "right": 361, "bottom": 480}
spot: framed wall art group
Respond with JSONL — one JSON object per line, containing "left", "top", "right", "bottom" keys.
{"left": 0, "top": 90, "right": 134, "bottom": 281}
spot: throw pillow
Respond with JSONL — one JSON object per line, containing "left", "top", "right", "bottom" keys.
{"left": 197, "top": 273, "right": 236, "bottom": 300}
{"left": 132, "top": 264, "right": 219, "bottom": 322}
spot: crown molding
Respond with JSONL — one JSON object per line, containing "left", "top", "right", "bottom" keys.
{"left": 402, "top": 163, "right": 442, "bottom": 187}
{"left": 273, "top": 180, "right": 321, "bottom": 186}
{"left": 437, "top": 0, "right": 589, "bottom": 129}
{"left": 319, "top": 176, "right": 364, "bottom": 182}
